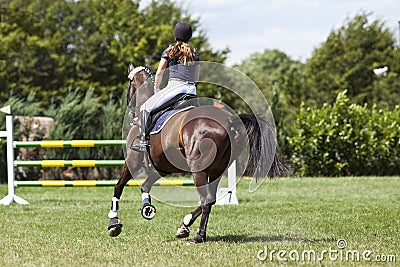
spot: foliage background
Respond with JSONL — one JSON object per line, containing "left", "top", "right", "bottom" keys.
{"left": 1, "top": 177, "right": 399, "bottom": 266}
{"left": 287, "top": 91, "right": 399, "bottom": 176}
{"left": 1, "top": 1, "right": 399, "bottom": 180}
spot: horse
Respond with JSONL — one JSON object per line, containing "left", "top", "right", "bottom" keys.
{"left": 107, "top": 62, "right": 289, "bottom": 244}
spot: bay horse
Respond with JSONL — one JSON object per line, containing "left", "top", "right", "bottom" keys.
{"left": 107, "top": 63, "right": 289, "bottom": 244}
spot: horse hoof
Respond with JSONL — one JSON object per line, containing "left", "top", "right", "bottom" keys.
{"left": 141, "top": 204, "right": 156, "bottom": 220}
{"left": 187, "top": 234, "right": 206, "bottom": 244}
{"left": 108, "top": 225, "right": 122, "bottom": 237}
{"left": 108, "top": 218, "right": 123, "bottom": 237}
{"left": 186, "top": 238, "right": 204, "bottom": 245}
{"left": 176, "top": 223, "right": 190, "bottom": 238}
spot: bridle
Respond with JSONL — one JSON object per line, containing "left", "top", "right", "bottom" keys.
{"left": 127, "top": 65, "right": 155, "bottom": 106}
{"left": 128, "top": 66, "right": 146, "bottom": 81}
{"left": 128, "top": 65, "right": 155, "bottom": 84}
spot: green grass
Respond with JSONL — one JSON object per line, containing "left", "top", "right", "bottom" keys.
{"left": 0, "top": 177, "right": 399, "bottom": 266}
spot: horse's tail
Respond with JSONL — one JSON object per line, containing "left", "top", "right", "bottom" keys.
{"left": 233, "top": 114, "right": 291, "bottom": 179}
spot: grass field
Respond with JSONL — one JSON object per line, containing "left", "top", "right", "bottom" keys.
{"left": 0, "top": 177, "right": 399, "bottom": 266}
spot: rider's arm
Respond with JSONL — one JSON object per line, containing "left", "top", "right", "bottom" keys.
{"left": 154, "top": 58, "right": 168, "bottom": 90}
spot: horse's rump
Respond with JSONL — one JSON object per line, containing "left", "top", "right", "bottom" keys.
{"left": 148, "top": 105, "right": 234, "bottom": 176}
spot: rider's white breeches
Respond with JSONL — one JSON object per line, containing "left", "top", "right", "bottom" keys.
{"left": 140, "top": 80, "right": 196, "bottom": 113}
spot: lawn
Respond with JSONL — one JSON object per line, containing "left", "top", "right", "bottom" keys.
{"left": 0, "top": 177, "right": 398, "bottom": 266}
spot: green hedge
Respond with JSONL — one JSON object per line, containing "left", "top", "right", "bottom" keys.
{"left": 288, "top": 91, "right": 400, "bottom": 176}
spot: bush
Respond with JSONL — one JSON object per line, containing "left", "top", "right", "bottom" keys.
{"left": 288, "top": 90, "right": 400, "bottom": 176}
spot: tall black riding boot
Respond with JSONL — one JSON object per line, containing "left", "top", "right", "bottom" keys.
{"left": 130, "top": 110, "right": 150, "bottom": 152}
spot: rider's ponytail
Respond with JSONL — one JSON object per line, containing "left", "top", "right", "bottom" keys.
{"left": 165, "top": 41, "right": 196, "bottom": 65}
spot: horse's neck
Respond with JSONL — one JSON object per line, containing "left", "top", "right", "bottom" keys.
{"left": 133, "top": 81, "right": 154, "bottom": 112}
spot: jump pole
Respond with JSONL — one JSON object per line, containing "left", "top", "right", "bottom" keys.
{"left": 14, "top": 140, "right": 126, "bottom": 148}
{"left": 14, "top": 179, "right": 195, "bottom": 187}
{"left": 0, "top": 112, "right": 29, "bottom": 205}
{"left": 0, "top": 107, "right": 238, "bottom": 205}
{"left": 13, "top": 160, "right": 125, "bottom": 167}
{"left": 216, "top": 161, "right": 238, "bottom": 205}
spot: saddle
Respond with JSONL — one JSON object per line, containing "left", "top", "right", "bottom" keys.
{"left": 145, "top": 93, "right": 199, "bottom": 137}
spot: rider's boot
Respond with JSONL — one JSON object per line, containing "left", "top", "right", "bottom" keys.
{"left": 130, "top": 110, "right": 150, "bottom": 152}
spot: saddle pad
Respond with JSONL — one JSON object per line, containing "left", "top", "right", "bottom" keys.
{"left": 150, "top": 106, "right": 194, "bottom": 135}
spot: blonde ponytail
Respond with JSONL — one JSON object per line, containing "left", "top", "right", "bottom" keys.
{"left": 165, "top": 41, "right": 196, "bottom": 65}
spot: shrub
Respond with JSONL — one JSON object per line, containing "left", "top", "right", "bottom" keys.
{"left": 288, "top": 90, "right": 400, "bottom": 176}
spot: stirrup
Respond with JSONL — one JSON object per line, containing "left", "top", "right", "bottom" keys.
{"left": 130, "top": 136, "right": 148, "bottom": 152}
{"left": 130, "top": 116, "right": 139, "bottom": 127}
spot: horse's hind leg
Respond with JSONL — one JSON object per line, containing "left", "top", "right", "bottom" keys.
{"left": 188, "top": 173, "right": 220, "bottom": 244}
{"left": 176, "top": 206, "right": 202, "bottom": 238}
{"left": 140, "top": 172, "right": 161, "bottom": 220}
{"left": 176, "top": 177, "right": 220, "bottom": 239}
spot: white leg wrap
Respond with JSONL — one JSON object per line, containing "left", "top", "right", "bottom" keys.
{"left": 142, "top": 192, "right": 149, "bottom": 201}
{"left": 183, "top": 213, "right": 192, "bottom": 226}
{"left": 111, "top": 197, "right": 119, "bottom": 211}
{"left": 108, "top": 210, "right": 118, "bottom": 219}
{"left": 108, "top": 197, "right": 119, "bottom": 218}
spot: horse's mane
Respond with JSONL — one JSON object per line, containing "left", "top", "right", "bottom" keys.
{"left": 127, "top": 64, "right": 155, "bottom": 107}
{"left": 143, "top": 64, "right": 155, "bottom": 85}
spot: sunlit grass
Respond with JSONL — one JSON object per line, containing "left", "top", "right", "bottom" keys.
{"left": 0, "top": 177, "right": 398, "bottom": 266}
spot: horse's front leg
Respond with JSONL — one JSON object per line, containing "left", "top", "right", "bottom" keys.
{"left": 108, "top": 163, "right": 131, "bottom": 237}
{"left": 108, "top": 127, "right": 144, "bottom": 237}
{"left": 140, "top": 172, "right": 161, "bottom": 220}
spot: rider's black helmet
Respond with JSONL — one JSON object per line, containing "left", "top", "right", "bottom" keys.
{"left": 173, "top": 21, "right": 192, "bottom": 43}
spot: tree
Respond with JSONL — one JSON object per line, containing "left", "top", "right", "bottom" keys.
{"left": 0, "top": 0, "right": 228, "bottom": 110}
{"left": 235, "top": 49, "right": 305, "bottom": 154}
{"left": 304, "top": 12, "right": 400, "bottom": 107}
{"left": 236, "top": 49, "right": 305, "bottom": 108}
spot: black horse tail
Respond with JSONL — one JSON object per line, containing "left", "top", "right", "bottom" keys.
{"left": 233, "top": 114, "right": 291, "bottom": 179}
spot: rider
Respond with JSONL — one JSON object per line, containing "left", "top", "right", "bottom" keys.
{"left": 131, "top": 21, "right": 200, "bottom": 152}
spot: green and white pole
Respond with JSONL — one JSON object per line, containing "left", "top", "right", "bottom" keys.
{"left": 0, "top": 107, "right": 29, "bottom": 205}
